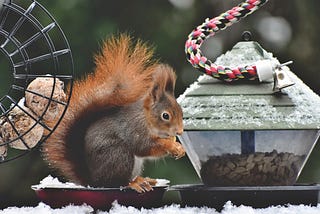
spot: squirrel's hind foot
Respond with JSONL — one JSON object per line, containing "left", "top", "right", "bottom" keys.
{"left": 127, "top": 176, "right": 157, "bottom": 193}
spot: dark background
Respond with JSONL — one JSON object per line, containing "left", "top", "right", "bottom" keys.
{"left": 0, "top": 0, "right": 320, "bottom": 208}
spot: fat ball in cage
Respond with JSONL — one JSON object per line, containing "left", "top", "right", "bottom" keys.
{"left": 0, "top": 0, "right": 74, "bottom": 163}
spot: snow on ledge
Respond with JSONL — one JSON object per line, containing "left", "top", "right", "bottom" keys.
{"left": 31, "top": 175, "right": 85, "bottom": 189}
{"left": 31, "top": 175, "right": 170, "bottom": 190}
{"left": 9, "top": 175, "right": 320, "bottom": 213}
{"left": 1, "top": 201, "right": 320, "bottom": 214}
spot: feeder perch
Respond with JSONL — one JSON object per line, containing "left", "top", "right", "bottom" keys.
{"left": 173, "top": 36, "right": 320, "bottom": 208}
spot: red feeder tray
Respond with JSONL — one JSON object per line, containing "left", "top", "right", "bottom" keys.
{"left": 32, "top": 185, "right": 167, "bottom": 210}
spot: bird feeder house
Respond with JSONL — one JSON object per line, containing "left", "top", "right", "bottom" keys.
{"left": 172, "top": 36, "right": 320, "bottom": 209}
{"left": 172, "top": 1, "right": 320, "bottom": 209}
{"left": 177, "top": 39, "right": 320, "bottom": 187}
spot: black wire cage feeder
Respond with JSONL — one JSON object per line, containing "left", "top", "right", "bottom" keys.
{"left": 0, "top": 0, "right": 74, "bottom": 163}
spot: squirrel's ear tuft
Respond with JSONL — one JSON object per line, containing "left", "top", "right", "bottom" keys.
{"left": 150, "top": 82, "right": 161, "bottom": 103}
{"left": 164, "top": 75, "right": 175, "bottom": 94}
{"left": 152, "top": 64, "right": 176, "bottom": 94}
{"left": 149, "top": 64, "right": 176, "bottom": 104}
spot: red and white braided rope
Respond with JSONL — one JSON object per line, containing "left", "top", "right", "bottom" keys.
{"left": 185, "top": 0, "right": 268, "bottom": 82}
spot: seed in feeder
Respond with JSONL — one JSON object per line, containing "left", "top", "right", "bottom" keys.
{"left": 235, "top": 159, "right": 243, "bottom": 167}
{"left": 246, "top": 154, "right": 254, "bottom": 163}
{"left": 235, "top": 166, "right": 246, "bottom": 173}
{"left": 200, "top": 150, "right": 305, "bottom": 186}
{"left": 223, "top": 166, "right": 231, "bottom": 175}
{"left": 25, "top": 77, "right": 66, "bottom": 123}
{"left": 1, "top": 106, "right": 44, "bottom": 150}
{"left": 247, "top": 162, "right": 255, "bottom": 170}
{"left": 255, "top": 153, "right": 264, "bottom": 162}
{"left": 227, "top": 162, "right": 236, "bottom": 170}
{"left": 262, "top": 163, "right": 270, "bottom": 173}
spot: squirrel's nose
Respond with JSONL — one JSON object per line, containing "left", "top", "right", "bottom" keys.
{"left": 176, "top": 127, "right": 183, "bottom": 136}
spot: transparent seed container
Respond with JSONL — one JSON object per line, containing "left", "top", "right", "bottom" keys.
{"left": 179, "top": 130, "right": 320, "bottom": 186}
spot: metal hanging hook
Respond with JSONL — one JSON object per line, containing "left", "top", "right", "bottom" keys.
{"left": 273, "top": 61, "right": 295, "bottom": 93}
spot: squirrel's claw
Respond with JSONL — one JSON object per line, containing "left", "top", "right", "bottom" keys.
{"left": 127, "top": 176, "right": 157, "bottom": 193}
{"left": 168, "top": 137, "right": 185, "bottom": 159}
{"left": 171, "top": 142, "right": 185, "bottom": 159}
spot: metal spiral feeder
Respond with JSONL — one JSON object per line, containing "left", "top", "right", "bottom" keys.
{"left": 0, "top": 0, "right": 74, "bottom": 163}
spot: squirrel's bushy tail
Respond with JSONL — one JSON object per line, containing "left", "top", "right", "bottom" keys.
{"left": 75, "top": 34, "right": 156, "bottom": 109}
{"left": 42, "top": 35, "right": 157, "bottom": 183}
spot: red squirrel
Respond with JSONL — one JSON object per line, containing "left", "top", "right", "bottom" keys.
{"left": 42, "top": 35, "right": 185, "bottom": 193}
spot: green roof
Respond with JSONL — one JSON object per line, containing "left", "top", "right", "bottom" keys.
{"left": 178, "top": 42, "right": 320, "bottom": 130}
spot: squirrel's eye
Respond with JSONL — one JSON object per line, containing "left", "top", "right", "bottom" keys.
{"left": 161, "top": 112, "right": 170, "bottom": 121}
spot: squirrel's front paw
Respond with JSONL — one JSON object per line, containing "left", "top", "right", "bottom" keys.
{"left": 152, "top": 136, "right": 186, "bottom": 159}
{"left": 127, "top": 176, "right": 157, "bottom": 193}
{"left": 167, "top": 137, "right": 185, "bottom": 159}
{"left": 170, "top": 142, "right": 185, "bottom": 159}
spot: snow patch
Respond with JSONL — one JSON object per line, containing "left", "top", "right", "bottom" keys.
{"left": 31, "top": 175, "right": 170, "bottom": 190}
{"left": 1, "top": 201, "right": 320, "bottom": 214}
{"left": 31, "top": 175, "right": 85, "bottom": 189}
